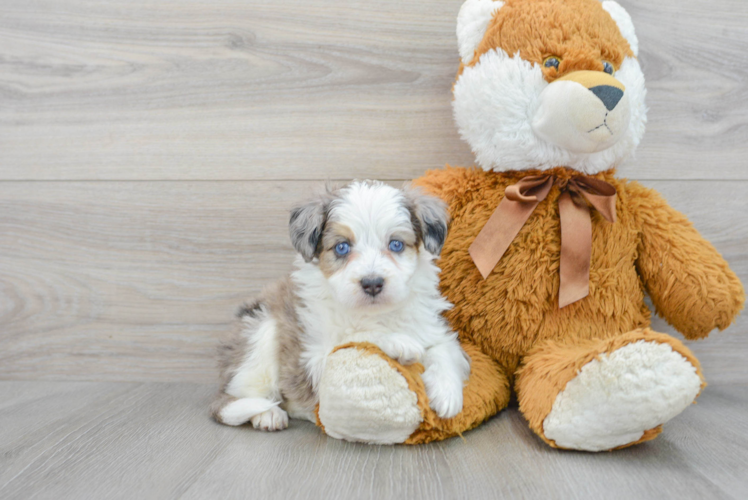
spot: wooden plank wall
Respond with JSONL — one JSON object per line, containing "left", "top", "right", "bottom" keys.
{"left": 1, "top": 0, "right": 747, "bottom": 383}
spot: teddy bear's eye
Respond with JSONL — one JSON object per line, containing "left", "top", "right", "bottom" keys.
{"left": 543, "top": 56, "right": 561, "bottom": 70}
{"left": 603, "top": 61, "right": 615, "bottom": 75}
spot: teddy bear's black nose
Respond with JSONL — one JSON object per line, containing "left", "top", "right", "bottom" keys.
{"left": 361, "top": 276, "right": 385, "bottom": 297}
{"left": 589, "top": 85, "right": 624, "bottom": 111}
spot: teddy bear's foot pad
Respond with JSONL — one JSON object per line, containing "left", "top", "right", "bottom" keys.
{"left": 317, "top": 346, "right": 422, "bottom": 444}
{"left": 543, "top": 340, "right": 702, "bottom": 451}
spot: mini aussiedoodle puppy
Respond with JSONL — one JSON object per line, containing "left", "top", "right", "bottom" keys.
{"left": 210, "top": 180, "right": 470, "bottom": 431}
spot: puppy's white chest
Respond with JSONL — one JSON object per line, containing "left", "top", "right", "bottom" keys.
{"left": 333, "top": 321, "right": 399, "bottom": 345}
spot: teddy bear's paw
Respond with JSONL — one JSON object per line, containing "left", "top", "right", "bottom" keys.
{"left": 376, "top": 334, "right": 425, "bottom": 365}
{"left": 422, "top": 366, "right": 464, "bottom": 419}
{"left": 318, "top": 346, "right": 422, "bottom": 444}
{"left": 542, "top": 340, "right": 702, "bottom": 451}
{"left": 250, "top": 406, "right": 289, "bottom": 432}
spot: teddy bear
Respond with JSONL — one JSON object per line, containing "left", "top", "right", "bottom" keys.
{"left": 313, "top": 0, "right": 745, "bottom": 451}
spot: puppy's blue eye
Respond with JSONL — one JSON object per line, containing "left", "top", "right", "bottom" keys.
{"left": 603, "top": 61, "right": 615, "bottom": 75}
{"left": 388, "top": 240, "right": 404, "bottom": 253}
{"left": 334, "top": 242, "right": 350, "bottom": 256}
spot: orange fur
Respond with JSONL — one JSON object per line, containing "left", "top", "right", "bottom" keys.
{"left": 404, "top": 165, "right": 742, "bottom": 447}
{"left": 459, "top": 0, "right": 633, "bottom": 81}
{"left": 416, "top": 167, "right": 744, "bottom": 363}
{"left": 406, "top": 341, "right": 511, "bottom": 444}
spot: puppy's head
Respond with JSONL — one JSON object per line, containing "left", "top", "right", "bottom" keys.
{"left": 289, "top": 181, "right": 449, "bottom": 310}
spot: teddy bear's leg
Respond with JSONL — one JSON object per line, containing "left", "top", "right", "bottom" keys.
{"left": 316, "top": 343, "right": 423, "bottom": 444}
{"left": 316, "top": 342, "right": 510, "bottom": 444}
{"left": 515, "top": 328, "right": 705, "bottom": 452}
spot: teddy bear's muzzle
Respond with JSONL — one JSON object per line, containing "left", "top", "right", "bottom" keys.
{"left": 531, "top": 70, "right": 631, "bottom": 154}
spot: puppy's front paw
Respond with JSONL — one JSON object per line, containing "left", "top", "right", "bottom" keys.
{"left": 377, "top": 335, "right": 425, "bottom": 365}
{"left": 250, "top": 406, "right": 289, "bottom": 431}
{"left": 422, "top": 368, "right": 464, "bottom": 419}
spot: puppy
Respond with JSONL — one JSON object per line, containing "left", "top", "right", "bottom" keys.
{"left": 210, "top": 181, "right": 470, "bottom": 431}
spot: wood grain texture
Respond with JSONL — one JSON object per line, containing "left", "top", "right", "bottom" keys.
{"left": 0, "top": 0, "right": 747, "bottom": 181}
{"left": 1, "top": 380, "right": 747, "bottom": 499}
{"left": 0, "top": 180, "right": 746, "bottom": 383}
{"left": 1, "top": 0, "right": 746, "bottom": 497}
{"left": 0, "top": 181, "right": 306, "bottom": 382}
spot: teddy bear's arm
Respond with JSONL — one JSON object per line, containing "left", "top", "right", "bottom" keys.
{"left": 628, "top": 181, "right": 745, "bottom": 339}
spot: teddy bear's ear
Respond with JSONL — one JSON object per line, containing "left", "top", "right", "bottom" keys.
{"left": 457, "top": 0, "right": 504, "bottom": 65}
{"left": 601, "top": 1, "right": 639, "bottom": 56}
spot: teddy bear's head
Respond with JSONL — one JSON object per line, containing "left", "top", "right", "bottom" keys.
{"left": 453, "top": 0, "right": 646, "bottom": 174}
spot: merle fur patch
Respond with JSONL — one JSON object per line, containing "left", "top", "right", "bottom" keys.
{"left": 404, "top": 188, "right": 450, "bottom": 255}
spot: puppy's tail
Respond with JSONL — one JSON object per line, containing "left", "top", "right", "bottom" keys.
{"left": 210, "top": 393, "right": 279, "bottom": 426}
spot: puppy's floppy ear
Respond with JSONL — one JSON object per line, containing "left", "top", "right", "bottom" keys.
{"left": 289, "top": 192, "right": 332, "bottom": 262}
{"left": 405, "top": 188, "right": 450, "bottom": 256}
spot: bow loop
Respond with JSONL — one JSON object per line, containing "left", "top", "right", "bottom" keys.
{"left": 504, "top": 175, "right": 554, "bottom": 203}
{"left": 468, "top": 172, "right": 618, "bottom": 308}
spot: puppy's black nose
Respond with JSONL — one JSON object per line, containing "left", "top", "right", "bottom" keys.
{"left": 361, "top": 276, "right": 385, "bottom": 297}
{"left": 589, "top": 85, "right": 624, "bottom": 111}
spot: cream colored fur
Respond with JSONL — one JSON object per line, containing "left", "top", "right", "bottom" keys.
{"left": 457, "top": 0, "right": 504, "bottom": 64}
{"left": 318, "top": 348, "right": 423, "bottom": 444}
{"left": 543, "top": 341, "right": 702, "bottom": 451}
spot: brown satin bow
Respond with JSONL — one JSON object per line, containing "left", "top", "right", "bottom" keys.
{"left": 468, "top": 174, "right": 617, "bottom": 308}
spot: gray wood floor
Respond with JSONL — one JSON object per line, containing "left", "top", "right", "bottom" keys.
{"left": 1, "top": 380, "right": 747, "bottom": 500}
{"left": 1, "top": 0, "right": 747, "bottom": 498}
